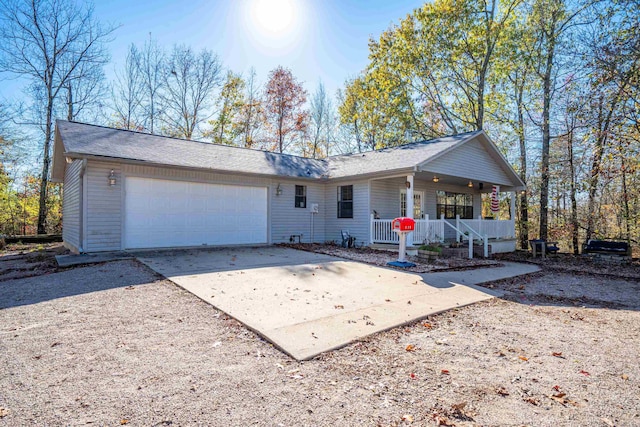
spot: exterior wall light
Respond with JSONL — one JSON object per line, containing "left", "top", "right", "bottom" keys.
{"left": 108, "top": 170, "right": 117, "bottom": 186}
{"left": 432, "top": 176, "right": 439, "bottom": 183}
{"left": 276, "top": 183, "right": 282, "bottom": 196}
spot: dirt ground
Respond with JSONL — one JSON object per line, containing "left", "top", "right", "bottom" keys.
{"left": 1, "top": 245, "right": 639, "bottom": 426}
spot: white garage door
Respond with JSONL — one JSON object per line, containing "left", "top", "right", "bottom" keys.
{"left": 124, "top": 177, "right": 268, "bottom": 249}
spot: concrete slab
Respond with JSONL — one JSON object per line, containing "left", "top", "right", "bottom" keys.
{"left": 137, "top": 247, "right": 539, "bottom": 360}
{"left": 56, "top": 251, "right": 133, "bottom": 267}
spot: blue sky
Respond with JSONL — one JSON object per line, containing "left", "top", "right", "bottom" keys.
{"left": 95, "top": 0, "right": 425, "bottom": 96}
{"left": 0, "top": 0, "right": 425, "bottom": 103}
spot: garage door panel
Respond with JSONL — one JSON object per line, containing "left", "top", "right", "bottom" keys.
{"left": 124, "top": 177, "right": 268, "bottom": 249}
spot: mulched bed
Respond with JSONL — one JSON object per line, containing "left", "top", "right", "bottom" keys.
{"left": 281, "top": 243, "right": 500, "bottom": 273}
{"left": 0, "top": 243, "right": 68, "bottom": 281}
{"left": 495, "top": 250, "right": 640, "bottom": 280}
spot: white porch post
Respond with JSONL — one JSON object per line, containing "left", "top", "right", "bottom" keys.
{"left": 406, "top": 175, "right": 414, "bottom": 247}
{"left": 510, "top": 191, "right": 516, "bottom": 220}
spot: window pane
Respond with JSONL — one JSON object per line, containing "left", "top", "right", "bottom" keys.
{"left": 337, "top": 185, "right": 353, "bottom": 218}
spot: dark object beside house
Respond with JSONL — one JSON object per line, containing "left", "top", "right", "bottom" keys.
{"left": 583, "top": 240, "right": 631, "bottom": 256}
{"left": 529, "top": 239, "right": 559, "bottom": 257}
{"left": 341, "top": 230, "right": 356, "bottom": 248}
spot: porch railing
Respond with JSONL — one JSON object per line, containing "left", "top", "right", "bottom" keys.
{"left": 456, "top": 216, "right": 515, "bottom": 240}
{"left": 370, "top": 214, "right": 445, "bottom": 244}
{"left": 370, "top": 214, "right": 515, "bottom": 244}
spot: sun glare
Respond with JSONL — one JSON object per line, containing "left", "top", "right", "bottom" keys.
{"left": 250, "top": 0, "right": 297, "bottom": 36}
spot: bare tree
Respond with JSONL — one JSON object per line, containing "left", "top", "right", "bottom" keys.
{"left": 0, "top": 0, "right": 113, "bottom": 234}
{"left": 111, "top": 44, "right": 144, "bottom": 130}
{"left": 64, "top": 54, "right": 108, "bottom": 123}
{"left": 137, "top": 36, "right": 164, "bottom": 134}
{"left": 309, "top": 81, "right": 329, "bottom": 158}
{"left": 162, "top": 45, "right": 223, "bottom": 139}
{"left": 237, "top": 67, "right": 263, "bottom": 148}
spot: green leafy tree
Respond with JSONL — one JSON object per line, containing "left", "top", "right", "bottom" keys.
{"left": 205, "top": 71, "right": 246, "bottom": 145}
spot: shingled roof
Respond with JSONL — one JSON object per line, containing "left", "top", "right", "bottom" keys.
{"left": 53, "top": 121, "right": 327, "bottom": 180}
{"left": 52, "top": 121, "right": 493, "bottom": 182}
{"left": 326, "top": 131, "right": 481, "bottom": 178}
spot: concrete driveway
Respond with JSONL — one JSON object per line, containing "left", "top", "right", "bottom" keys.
{"left": 137, "top": 247, "right": 538, "bottom": 360}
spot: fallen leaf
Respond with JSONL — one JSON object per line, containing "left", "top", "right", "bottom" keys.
{"left": 432, "top": 415, "right": 455, "bottom": 426}
{"left": 441, "top": 369, "right": 450, "bottom": 375}
{"left": 552, "top": 352, "right": 563, "bottom": 357}
{"left": 549, "top": 393, "right": 580, "bottom": 407}
{"left": 523, "top": 397, "right": 540, "bottom": 406}
{"left": 407, "top": 300, "right": 412, "bottom": 305}
{"left": 451, "top": 402, "right": 466, "bottom": 411}
{"left": 385, "top": 298, "right": 391, "bottom": 302}
{"left": 600, "top": 417, "right": 615, "bottom": 427}
{"left": 401, "top": 414, "right": 414, "bottom": 423}
{"left": 405, "top": 344, "right": 416, "bottom": 352}
{"left": 519, "top": 355, "right": 529, "bottom": 361}
{"left": 621, "top": 374, "right": 629, "bottom": 380}
{"left": 120, "top": 420, "right": 129, "bottom": 425}
{"left": 496, "top": 387, "right": 509, "bottom": 396}
{"left": 0, "top": 408, "right": 9, "bottom": 418}
{"left": 579, "top": 370, "right": 590, "bottom": 376}
{"left": 552, "top": 385, "right": 561, "bottom": 392}
{"left": 423, "top": 322, "right": 432, "bottom": 329}
{"left": 410, "top": 373, "right": 416, "bottom": 379}
{"left": 334, "top": 305, "right": 344, "bottom": 309}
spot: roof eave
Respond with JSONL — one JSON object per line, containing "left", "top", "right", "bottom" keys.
{"left": 66, "top": 153, "right": 328, "bottom": 181}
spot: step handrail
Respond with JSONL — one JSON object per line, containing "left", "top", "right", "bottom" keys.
{"left": 457, "top": 216, "right": 489, "bottom": 258}
{"left": 440, "top": 214, "right": 476, "bottom": 259}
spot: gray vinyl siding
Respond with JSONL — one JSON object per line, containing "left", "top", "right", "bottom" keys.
{"left": 324, "top": 180, "right": 370, "bottom": 245}
{"left": 62, "top": 159, "right": 83, "bottom": 252}
{"left": 84, "top": 161, "right": 123, "bottom": 252}
{"left": 369, "top": 178, "right": 482, "bottom": 241}
{"left": 82, "top": 160, "right": 324, "bottom": 251}
{"left": 425, "top": 139, "right": 512, "bottom": 185}
{"left": 370, "top": 178, "right": 404, "bottom": 219}
{"left": 271, "top": 181, "right": 326, "bottom": 243}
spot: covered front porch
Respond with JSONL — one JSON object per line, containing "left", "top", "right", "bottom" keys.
{"left": 368, "top": 170, "right": 520, "bottom": 258}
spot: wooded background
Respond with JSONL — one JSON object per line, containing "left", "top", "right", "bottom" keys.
{"left": 0, "top": 0, "right": 638, "bottom": 255}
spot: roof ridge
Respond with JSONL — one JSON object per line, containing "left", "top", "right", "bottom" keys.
{"left": 327, "top": 130, "right": 481, "bottom": 159}
{"left": 58, "top": 120, "right": 327, "bottom": 165}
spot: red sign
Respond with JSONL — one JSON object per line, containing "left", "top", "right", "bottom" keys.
{"left": 392, "top": 217, "right": 415, "bottom": 231}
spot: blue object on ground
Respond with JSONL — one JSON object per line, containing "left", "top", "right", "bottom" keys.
{"left": 387, "top": 261, "right": 416, "bottom": 268}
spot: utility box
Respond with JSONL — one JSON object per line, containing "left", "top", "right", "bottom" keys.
{"left": 310, "top": 203, "right": 319, "bottom": 213}
{"left": 392, "top": 217, "right": 415, "bottom": 231}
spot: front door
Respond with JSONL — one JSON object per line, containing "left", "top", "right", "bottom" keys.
{"left": 400, "top": 190, "right": 424, "bottom": 219}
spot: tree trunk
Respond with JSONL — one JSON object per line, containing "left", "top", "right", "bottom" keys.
{"left": 539, "top": 35, "right": 555, "bottom": 241}
{"left": 37, "top": 99, "right": 54, "bottom": 234}
{"left": 515, "top": 76, "right": 529, "bottom": 249}
{"left": 67, "top": 84, "right": 73, "bottom": 121}
{"left": 621, "top": 153, "right": 631, "bottom": 247}
{"left": 567, "top": 130, "right": 579, "bottom": 254}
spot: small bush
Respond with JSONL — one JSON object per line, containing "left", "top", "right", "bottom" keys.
{"left": 419, "top": 244, "right": 442, "bottom": 253}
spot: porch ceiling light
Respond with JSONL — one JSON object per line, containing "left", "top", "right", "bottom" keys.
{"left": 432, "top": 176, "right": 439, "bottom": 183}
{"left": 468, "top": 180, "right": 473, "bottom": 188}
{"left": 108, "top": 170, "right": 116, "bottom": 186}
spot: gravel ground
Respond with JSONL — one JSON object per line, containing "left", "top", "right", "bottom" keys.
{"left": 1, "top": 251, "right": 639, "bottom": 426}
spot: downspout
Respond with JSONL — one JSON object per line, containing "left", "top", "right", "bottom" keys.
{"left": 78, "top": 159, "right": 87, "bottom": 253}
